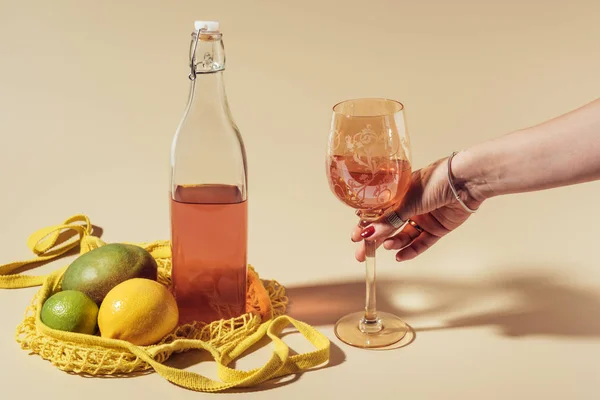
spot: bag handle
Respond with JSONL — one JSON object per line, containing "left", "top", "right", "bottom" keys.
{"left": 0, "top": 215, "right": 92, "bottom": 288}
{"left": 121, "top": 315, "right": 330, "bottom": 392}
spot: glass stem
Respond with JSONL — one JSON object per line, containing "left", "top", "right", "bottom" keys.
{"left": 360, "top": 239, "right": 383, "bottom": 334}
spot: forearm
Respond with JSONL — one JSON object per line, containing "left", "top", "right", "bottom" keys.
{"left": 454, "top": 98, "right": 600, "bottom": 201}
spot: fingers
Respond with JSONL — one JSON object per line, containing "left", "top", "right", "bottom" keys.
{"left": 350, "top": 217, "right": 394, "bottom": 243}
{"left": 353, "top": 219, "right": 423, "bottom": 262}
{"left": 351, "top": 218, "right": 397, "bottom": 243}
{"left": 394, "top": 232, "right": 440, "bottom": 262}
{"left": 355, "top": 237, "right": 388, "bottom": 262}
{"left": 350, "top": 224, "right": 364, "bottom": 242}
{"left": 382, "top": 230, "right": 415, "bottom": 250}
{"left": 386, "top": 214, "right": 443, "bottom": 261}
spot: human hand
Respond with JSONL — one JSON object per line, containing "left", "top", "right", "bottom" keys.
{"left": 350, "top": 155, "right": 482, "bottom": 262}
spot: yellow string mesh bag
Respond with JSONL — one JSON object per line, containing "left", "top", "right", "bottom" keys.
{"left": 0, "top": 215, "right": 330, "bottom": 392}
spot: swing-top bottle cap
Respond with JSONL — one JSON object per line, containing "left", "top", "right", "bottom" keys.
{"left": 194, "top": 21, "right": 220, "bottom": 32}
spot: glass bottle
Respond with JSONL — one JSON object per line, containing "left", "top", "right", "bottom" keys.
{"left": 170, "top": 21, "right": 248, "bottom": 325}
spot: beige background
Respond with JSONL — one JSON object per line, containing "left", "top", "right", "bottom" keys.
{"left": 1, "top": 0, "right": 600, "bottom": 398}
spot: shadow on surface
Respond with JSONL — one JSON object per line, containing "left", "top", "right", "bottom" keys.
{"left": 164, "top": 348, "right": 215, "bottom": 370}
{"left": 372, "top": 323, "right": 417, "bottom": 351}
{"left": 165, "top": 346, "right": 303, "bottom": 392}
{"left": 91, "top": 225, "right": 104, "bottom": 239}
{"left": 286, "top": 269, "right": 600, "bottom": 339}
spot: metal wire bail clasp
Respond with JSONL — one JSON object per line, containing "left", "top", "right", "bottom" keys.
{"left": 188, "top": 28, "right": 203, "bottom": 81}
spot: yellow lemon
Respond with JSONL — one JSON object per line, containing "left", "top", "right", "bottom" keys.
{"left": 98, "top": 278, "right": 178, "bottom": 346}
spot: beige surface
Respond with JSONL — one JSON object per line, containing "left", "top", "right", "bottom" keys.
{"left": 1, "top": 0, "right": 600, "bottom": 398}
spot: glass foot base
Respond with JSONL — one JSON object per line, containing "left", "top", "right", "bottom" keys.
{"left": 334, "top": 311, "right": 408, "bottom": 349}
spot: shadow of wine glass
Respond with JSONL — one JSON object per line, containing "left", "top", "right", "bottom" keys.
{"left": 285, "top": 268, "right": 600, "bottom": 339}
{"left": 417, "top": 272, "right": 600, "bottom": 337}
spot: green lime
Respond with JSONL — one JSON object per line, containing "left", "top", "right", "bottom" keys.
{"left": 41, "top": 290, "right": 99, "bottom": 334}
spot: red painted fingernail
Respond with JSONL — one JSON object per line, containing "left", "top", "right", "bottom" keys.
{"left": 360, "top": 226, "right": 375, "bottom": 239}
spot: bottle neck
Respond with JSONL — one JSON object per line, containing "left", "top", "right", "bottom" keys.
{"left": 188, "top": 72, "right": 228, "bottom": 115}
{"left": 186, "top": 32, "right": 230, "bottom": 115}
{"left": 189, "top": 31, "right": 225, "bottom": 78}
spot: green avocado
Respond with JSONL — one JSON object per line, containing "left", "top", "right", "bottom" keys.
{"left": 61, "top": 243, "right": 158, "bottom": 305}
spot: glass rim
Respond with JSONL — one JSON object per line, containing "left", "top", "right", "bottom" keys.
{"left": 332, "top": 98, "right": 404, "bottom": 118}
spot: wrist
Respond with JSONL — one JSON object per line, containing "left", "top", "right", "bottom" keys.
{"left": 449, "top": 149, "right": 491, "bottom": 208}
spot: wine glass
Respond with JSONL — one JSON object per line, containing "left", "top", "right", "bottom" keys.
{"left": 326, "top": 98, "right": 412, "bottom": 348}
